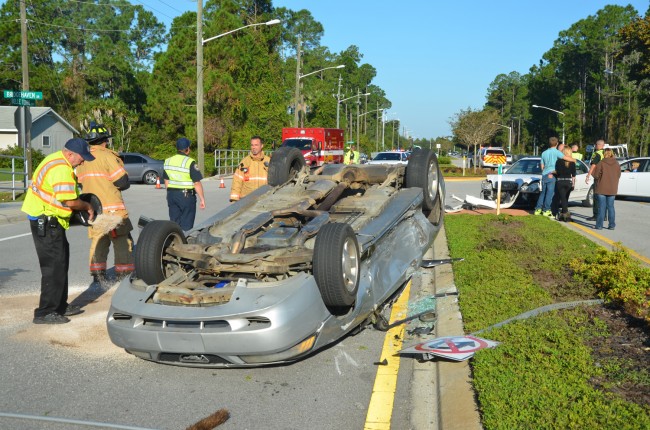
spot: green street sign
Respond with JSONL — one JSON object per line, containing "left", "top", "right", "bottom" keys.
{"left": 3, "top": 90, "right": 43, "bottom": 100}
{"left": 11, "top": 98, "right": 36, "bottom": 107}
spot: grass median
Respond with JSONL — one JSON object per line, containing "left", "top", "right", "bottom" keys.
{"left": 445, "top": 214, "right": 649, "bottom": 429}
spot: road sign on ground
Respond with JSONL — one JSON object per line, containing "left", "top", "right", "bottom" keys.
{"left": 11, "top": 98, "right": 36, "bottom": 107}
{"left": 3, "top": 90, "right": 43, "bottom": 100}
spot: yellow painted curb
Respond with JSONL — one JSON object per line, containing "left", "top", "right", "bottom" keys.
{"left": 364, "top": 280, "right": 411, "bottom": 430}
{"left": 571, "top": 222, "right": 650, "bottom": 265}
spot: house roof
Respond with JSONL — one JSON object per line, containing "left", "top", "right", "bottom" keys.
{"left": 0, "top": 106, "right": 79, "bottom": 134}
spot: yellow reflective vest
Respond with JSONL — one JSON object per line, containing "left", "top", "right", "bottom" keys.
{"left": 21, "top": 151, "right": 80, "bottom": 229}
{"left": 344, "top": 150, "right": 360, "bottom": 165}
{"left": 164, "top": 154, "right": 195, "bottom": 189}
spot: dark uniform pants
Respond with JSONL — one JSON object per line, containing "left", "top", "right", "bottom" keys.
{"left": 167, "top": 189, "right": 197, "bottom": 231}
{"left": 29, "top": 218, "right": 70, "bottom": 317}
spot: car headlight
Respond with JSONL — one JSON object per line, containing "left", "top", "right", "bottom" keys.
{"left": 521, "top": 182, "right": 540, "bottom": 192}
{"left": 481, "top": 180, "right": 493, "bottom": 190}
{"left": 239, "top": 334, "right": 317, "bottom": 364}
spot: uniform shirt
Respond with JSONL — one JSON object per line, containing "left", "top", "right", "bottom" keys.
{"left": 540, "top": 147, "right": 564, "bottom": 176}
{"left": 344, "top": 150, "right": 360, "bottom": 165}
{"left": 22, "top": 151, "right": 79, "bottom": 229}
{"left": 230, "top": 151, "right": 270, "bottom": 201}
{"left": 571, "top": 152, "right": 583, "bottom": 161}
{"left": 76, "top": 145, "right": 128, "bottom": 213}
{"left": 163, "top": 152, "right": 202, "bottom": 189}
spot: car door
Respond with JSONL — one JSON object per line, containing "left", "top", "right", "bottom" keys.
{"left": 618, "top": 159, "right": 650, "bottom": 197}
{"left": 570, "top": 160, "right": 590, "bottom": 201}
{"left": 123, "top": 154, "right": 145, "bottom": 180}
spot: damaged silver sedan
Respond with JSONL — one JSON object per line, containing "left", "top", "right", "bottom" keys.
{"left": 107, "top": 147, "right": 445, "bottom": 367}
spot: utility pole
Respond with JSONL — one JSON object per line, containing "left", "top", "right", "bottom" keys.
{"left": 20, "top": 0, "right": 32, "bottom": 178}
{"left": 336, "top": 75, "right": 342, "bottom": 128}
{"left": 356, "top": 89, "right": 360, "bottom": 145}
{"left": 196, "top": 0, "right": 204, "bottom": 174}
{"left": 293, "top": 37, "right": 301, "bottom": 127}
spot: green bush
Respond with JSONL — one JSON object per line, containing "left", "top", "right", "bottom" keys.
{"left": 437, "top": 156, "right": 451, "bottom": 165}
{"left": 0, "top": 145, "right": 45, "bottom": 171}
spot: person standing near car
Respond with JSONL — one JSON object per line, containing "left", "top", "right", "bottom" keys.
{"left": 164, "top": 138, "right": 205, "bottom": 231}
{"left": 571, "top": 144, "right": 583, "bottom": 161}
{"left": 593, "top": 149, "right": 621, "bottom": 230}
{"left": 230, "top": 136, "right": 270, "bottom": 202}
{"left": 21, "top": 138, "right": 95, "bottom": 324}
{"left": 76, "top": 124, "right": 134, "bottom": 283}
{"left": 344, "top": 144, "right": 360, "bottom": 165}
{"left": 554, "top": 146, "right": 577, "bottom": 222}
{"left": 534, "top": 137, "right": 575, "bottom": 217}
{"left": 585, "top": 139, "right": 605, "bottom": 221}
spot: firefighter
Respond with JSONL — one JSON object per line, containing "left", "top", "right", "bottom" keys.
{"left": 163, "top": 137, "right": 206, "bottom": 230}
{"left": 76, "top": 123, "right": 134, "bottom": 283}
{"left": 230, "top": 135, "right": 270, "bottom": 202}
{"left": 22, "top": 138, "right": 95, "bottom": 324}
{"left": 344, "top": 144, "right": 360, "bottom": 165}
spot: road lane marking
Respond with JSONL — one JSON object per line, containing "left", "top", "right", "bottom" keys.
{"left": 571, "top": 222, "right": 650, "bottom": 265}
{"left": 364, "top": 279, "right": 411, "bottom": 430}
{"left": 0, "top": 232, "right": 31, "bottom": 242}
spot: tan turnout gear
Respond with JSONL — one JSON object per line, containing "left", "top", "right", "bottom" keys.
{"left": 230, "top": 151, "right": 270, "bottom": 201}
{"left": 76, "top": 145, "right": 134, "bottom": 276}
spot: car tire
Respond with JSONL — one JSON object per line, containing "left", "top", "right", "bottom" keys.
{"left": 313, "top": 223, "right": 360, "bottom": 313}
{"left": 268, "top": 147, "right": 306, "bottom": 186}
{"left": 135, "top": 220, "right": 187, "bottom": 285}
{"left": 143, "top": 170, "right": 159, "bottom": 185}
{"left": 582, "top": 185, "right": 594, "bottom": 207}
{"left": 405, "top": 148, "right": 440, "bottom": 212}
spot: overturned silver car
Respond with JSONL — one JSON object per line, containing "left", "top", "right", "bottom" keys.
{"left": 107, "top": 148, "right": 445, "bottom": 367}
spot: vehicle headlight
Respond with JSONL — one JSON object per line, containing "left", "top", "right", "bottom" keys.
{"left": 239, "top": 334, "right": 316, "bottom": 364}
{"left": 481, "top": 180, "right": 493, "bottom": 190}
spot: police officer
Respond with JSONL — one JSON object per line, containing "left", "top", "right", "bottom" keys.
{"left": 76, "top": 124, "right": 134, "bottom": 283}
{"left": 22, "top": 138, "right": 95, "bottom": 324}
{"left": 230, "top": 135, "right": 270, "bottom": 202}
{"left": 164, "top": 137, "right": 205, "bottom": 230}
{"left": 586, "top": 139, "right": 605, "bottom": 221}
{"left": 344, "top": 144, "right": 360, "bottom": 165}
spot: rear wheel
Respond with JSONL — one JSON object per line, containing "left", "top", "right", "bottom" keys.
{"left": 268, "top": 147, "right": 306, "bottom": 186}
{"left": 405, "top": 148, "right": 440, "bottom": 212}
{"left": 135, "top": 220, "right": 187, "bottom": 284}
{"left": 313, "top": 223, "right": 360, "bottom": 314}
{"left": 143, "top": 170, "right": 158, "bottom": 185}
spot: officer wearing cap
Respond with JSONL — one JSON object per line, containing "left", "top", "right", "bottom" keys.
{"left": 76, "top": 123, "right": 134, "bottom": 283}
{"left": 22, "top": 138, "right": 95, "bottom": 324}
{"left": 163, "top": 137, "right": 205, "bottom": 230}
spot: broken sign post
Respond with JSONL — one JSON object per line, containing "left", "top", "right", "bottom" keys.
{"left": 496, "top": 163, "right": 503, "bottom": 215}
{"left": 399, "top": 335, "right": 499, "bottom": 361}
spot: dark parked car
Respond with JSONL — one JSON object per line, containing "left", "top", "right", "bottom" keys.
{"left": 119, "top": 152, "right": 164, "bottom": 185}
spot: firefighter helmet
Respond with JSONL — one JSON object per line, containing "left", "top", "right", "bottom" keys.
{"left": 85, "top": 123, "right": 111, "bottom": 145}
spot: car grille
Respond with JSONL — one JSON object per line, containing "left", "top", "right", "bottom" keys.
{"left": 500, "top": 181, "right": 520, "bottom": 191}
{"left": 137, "top": 316, "right": 272, "bottom": 332}
{"left": 159, "top": 353, "right": 231, "bottom": 365}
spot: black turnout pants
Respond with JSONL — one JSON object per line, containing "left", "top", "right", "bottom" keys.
{"left": 556, "top": 180, "right": 573, "bottom": 215}
{"left": 30, "top": 219, "right": 70, "bottom": 317}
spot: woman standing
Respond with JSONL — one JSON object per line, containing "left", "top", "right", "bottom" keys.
{"left": 554, "top": 146, "right": 576, "bottom": 222}
{"left": 593, "top": 149, "right": 621, "bottom": 230}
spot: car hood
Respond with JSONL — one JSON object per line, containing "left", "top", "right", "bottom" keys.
{"left": 486, "top": 174, "right": 540, "bottom": 185}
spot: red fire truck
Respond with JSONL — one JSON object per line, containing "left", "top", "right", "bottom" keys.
{"left": 280, "top": 128, "right": 345, "bottom": 166}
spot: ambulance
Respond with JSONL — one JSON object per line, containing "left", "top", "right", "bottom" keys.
{"left": 280, "top": 128, "right": 345, "bottom": 166}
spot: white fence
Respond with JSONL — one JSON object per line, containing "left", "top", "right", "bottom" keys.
{"left": 213, "top": 149, "right": 253, "bottom": 177}
{"left": 0, "top": 155, "right": 28, "bottom": 200}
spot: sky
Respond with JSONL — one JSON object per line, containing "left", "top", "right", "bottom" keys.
{"left": 120, "top": 1, "right": 649, "bottom": 138}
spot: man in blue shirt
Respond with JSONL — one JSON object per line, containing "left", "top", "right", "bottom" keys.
{"left": 534, "top": 137, "right": 576, "bottom": 217}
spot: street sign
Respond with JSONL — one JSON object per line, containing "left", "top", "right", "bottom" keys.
{"left": 11, "top": 98, "right": 35, "bottom": 107}
{"left": 3, "top": 90, "right": 43, "bottom": 100}
{"left": 400, "top": 335, "right": 500, "bottom": 361}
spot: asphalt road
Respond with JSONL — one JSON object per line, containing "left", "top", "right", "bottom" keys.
{"left": 0, "top": 179, "right": 428, "bottom": 430}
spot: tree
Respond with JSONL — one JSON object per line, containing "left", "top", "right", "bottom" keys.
{"left": 449, "top": 108, "right": 500, "bottom": 170}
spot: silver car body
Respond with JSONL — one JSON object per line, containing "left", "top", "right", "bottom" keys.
{"left": 480, "top": 157, "right": 593, "bottom": 207}
{"left": 107, "top": 161, "right": 444, "bottom": 367}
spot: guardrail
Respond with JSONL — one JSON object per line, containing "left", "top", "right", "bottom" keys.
{"left": 0, "top": 155, "right": 28, "bottom": 200}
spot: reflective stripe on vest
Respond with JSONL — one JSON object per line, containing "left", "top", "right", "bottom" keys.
{"left": 24, "top": 156, "right": 74, "bottom": 216}
{"left": 164, "top": 154, "right": 194, "bottom": 189}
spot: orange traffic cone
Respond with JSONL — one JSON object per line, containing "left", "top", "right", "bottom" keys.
{"left": 155, "top": 176, "right": 161, "bottom": 189}
{"left": 219, "top": 177, "right": 226, "bottom": 188}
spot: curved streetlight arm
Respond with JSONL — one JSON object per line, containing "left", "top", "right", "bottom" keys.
{"left": 532, "top": 104, "right": 565, "bottom": 116}
{"left": 339, "top": 92, "right": 370, "bottom": 104}
{"left": 358, "top": 108, "right": 383, "bottom": 118}
{"left": 203, "top": 19, "right": 281, "bottom": 45}
{"left": 300, "top": 64, "right": 345, "bottom": 80}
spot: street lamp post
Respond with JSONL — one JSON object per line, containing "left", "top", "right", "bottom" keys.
{"left": 294, "top": 63, "right": 344, "bottom": 127}
{"left": 337, "top": 91, "right": 369, "bottom": 129}
{"left": 492, "top": 123, "right": 512, "bottom": 152}
{"left": 197, "top": 9, "right": 280, "bottom": 174}
{"left": 532, "top": 104, "right": 565, "bottom": 145}
{"left": 358, "top": 107, "right": 383, "bottom": 153}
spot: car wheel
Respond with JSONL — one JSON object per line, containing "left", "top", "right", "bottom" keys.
{"left": 135, "top": 220, "right": 187, "bottom": 285}
{"left": 313, "top": 223, "right": 360, "bottom": 314}
{"left": 143, "top": 170, "right": 159, "bottom": 185}
{"left": 268, "top": 147, "right": 306, "bottom": 186}
{"left": 405, "top": 148, "right": 440, "bottom": 212}
{"left": 582, "top": 185, "right": 594, "bottom": 207}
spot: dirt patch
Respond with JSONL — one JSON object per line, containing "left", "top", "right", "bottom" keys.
{"left": 0, "top": 283, "right": 128, "bottom": 360}
{"left": 580, "top": 305, "right": 650, "bottom": 409}
{"left": 446, "top": 208, "right": 531, "bottom": 216}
